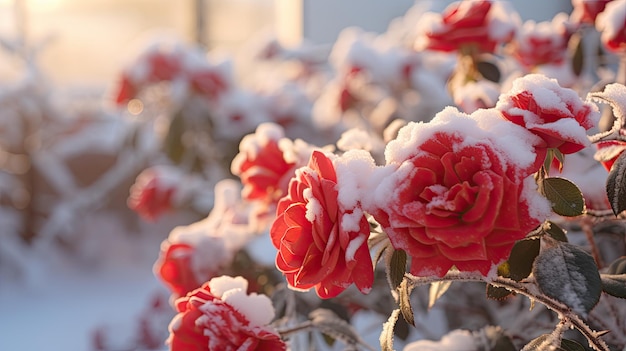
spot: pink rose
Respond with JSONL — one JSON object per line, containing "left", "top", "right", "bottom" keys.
{"left": 596, "top": 0, "right": 626, "bottom": 54}
{"left": 270, "top": 151, "right": 374, "bottom": 298}
{"left": 415, "top": 0, "right": 517, "bottom": 53}
{"left": 168, "top": 276, "right": 286, "bottom": 351}
{"left": 496, "top": 74, "right": 599, "bottom": 156}
{"left": 373, "top": 108, "right": 550, "bottom": 277}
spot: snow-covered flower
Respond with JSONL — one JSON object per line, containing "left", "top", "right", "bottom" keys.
{"left": 167, "top": 276, "right": 286, "bottom": 351}
{"left": 510, "top": 13, "right": 573, "bottom": 68}
{"left": 595, "top": 140, "right": 626, "bottom": 171}
{"left": 270, "top": 150, "right": 374, "bottom": 298}
{"left": 496, "top": 74, "right": 600, "bottom": 157}
{"left": 112, "top": 44, "right": 185, "bottom": 106}
{"left": 414, "top": 0, "right": 519, "bottom": 54}
{"left": 128, "top": 166, "right": 181, "bottom": 221}
{"left": 371, "top": 107, "right": 551, "bottom": 277}
{"left": 231, "top": 123, "right": 298, "bottom": 205}
{"left": 596, "top": 0, "right": 626, "bottom": 54}
{"left": 571, "top": 0, "right": 614, "bottom": 25}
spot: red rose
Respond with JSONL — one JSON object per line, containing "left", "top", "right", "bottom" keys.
{"left": 154, "top": 242, "right": 201, "bottom": 297}
{"left": 128, "top": 168, "right": 179, "bottom": 221}
{"left": 496, "top": 74, "right": 599, "bottom": 155}
{"left": 596, "top": 0, "right": 626, "bottom": 54}
{"left": 231, "top": 123, "right": 297, "bottom": 205}
{"left": 168, "top": 276, "right": 286, "bottom": 351}
{"left": 415, "top": 0, "right": 517, "bottom": 53}
{"left": 595, "top": 140, "right": 626, "bottom": 171}
{"left": 144, "top": 49, "right": 183, "bottom": 83}
{"left": 372, "top": 108, "right": 550, "bottom": 277}
{"left": 571, "top": 0, "right": 613, "bottom": 25}
{"left": 511, "top": 14, "right": 573, "bottom": 68}
{"left": 270, "top": 151, "right": 374, "bottom": 298}
{"left": 112, "top": 73, "right": 139, "bottom": 106}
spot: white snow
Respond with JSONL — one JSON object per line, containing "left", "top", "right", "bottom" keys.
{"left": 596, "top": 0, "right": 626, "bottom": 49}
{"left": 385, "top": 106, "right": 540, "bottom": 174}
{"left": 403, "top": 329, "right": 478, "bottom": 351}
{"left": 221, "top": 288, "right": 275, "bottom": 327}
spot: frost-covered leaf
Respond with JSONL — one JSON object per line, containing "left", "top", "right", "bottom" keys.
{"left": 428, "top": 280, "right": 452, "bottom": 309}
{"left": 381, "top": 309, "right": 400, "bottom": 351}
{"left": 600, "top": 274, "right": 626, "bottom": 299}
{"left": 386, "top": 249, "right": 407, "bottom": 290}
{"left": 606, "top": 151, "right": 626, "bottom": 216}
{"left": 533, "top": 242, "right": 601, "bottom": 317}
{"left": 399, "top": 279, "right": 415, "bottom": 326}
{"left": 523, "top": 334, "right": 585, "bottom": 351}
{"left": 606, "top": 256, "right": 626, "bottom": 274}
{"left": 486, "top": 283, "right": 513, "bottom": 300}
{"left": 543, "top": 221, "right": 568, "bottom": 242}
{"left": 508, "top": 238, "right": 540, "bottom": 281}
{"left": 309, "top": 309, "right": 360, "bottom": 347}
{"left": 539, "top": 177, "right": 585, "bottom": 217}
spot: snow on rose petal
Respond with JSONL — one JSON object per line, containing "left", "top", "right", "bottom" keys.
{"left": 495, "top": 74, "right": 600, "bottom": 156}
{"left": 372, "top": 107, "right": 551, "bottom": 277}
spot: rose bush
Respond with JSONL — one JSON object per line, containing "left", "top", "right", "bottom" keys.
{"left": 168, "top": 276, "right": 286, "bottom": 351}
{"left": 270, "top": 150, "right": 374, "bottom": 298}
{"left": 370, "top": 107, "right": 551, "bottom": 277}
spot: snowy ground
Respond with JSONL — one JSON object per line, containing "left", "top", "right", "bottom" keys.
{"left": 0, "top": 214, "right": 186, "bottom": 351}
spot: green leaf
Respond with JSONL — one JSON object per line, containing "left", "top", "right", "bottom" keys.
{"left": 476, "top": 60, "right": 501, "bottom": 82}
{"left": 606, "top": 151, "right": 626, "bottom": 216}
{"left": 486, "top": 284, "right": 513, "bottom": 300}
{"left": 428, "top": 281, "right": 452, "bottom": 309}
{"left": 533, "top": 242, "right": 601, "bottom": 317}
{"left": 398, "top": 279, "right": 415, "bottom": 326}
{"left": 163, "top": 112, "right": 187, "bottom": 165}
{"left": 560, "top": 339, "right": 586, "bottom": 351}
{"left": 543, "top": 221, "right": 568, "bottom": 242}
{"left": 523, "top": 335, "right": 586, "bottom": 351}
{"left": 381, "top": 309, "right": 400, "bottom": 351}
{"left": 572, "top": 33, "right": 584, "bottom": 77}
{"left": 600, "top": 274, "right": 626, "bottom": 299}
{"left": 386, "top": 249, "right": 407, "bottom": 290}
{"left": 607, "top": 256, "right": 626, "bottom": 274}
{"left": 540, "top": 177, "right": 585, "bottom": 217}
{"left": 508, "top": 238, "right": 541, "bottom": 281}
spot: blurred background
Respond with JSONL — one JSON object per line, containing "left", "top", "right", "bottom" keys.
{"left": 0, "top": 0, "right": 571, "bottom": 86}
{"left": 0, "top": 1, "right": 579, "bottom": 350}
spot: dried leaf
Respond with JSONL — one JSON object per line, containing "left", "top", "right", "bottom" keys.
{"left": 380, "top": 309, "right": 400, "bottom": 351}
